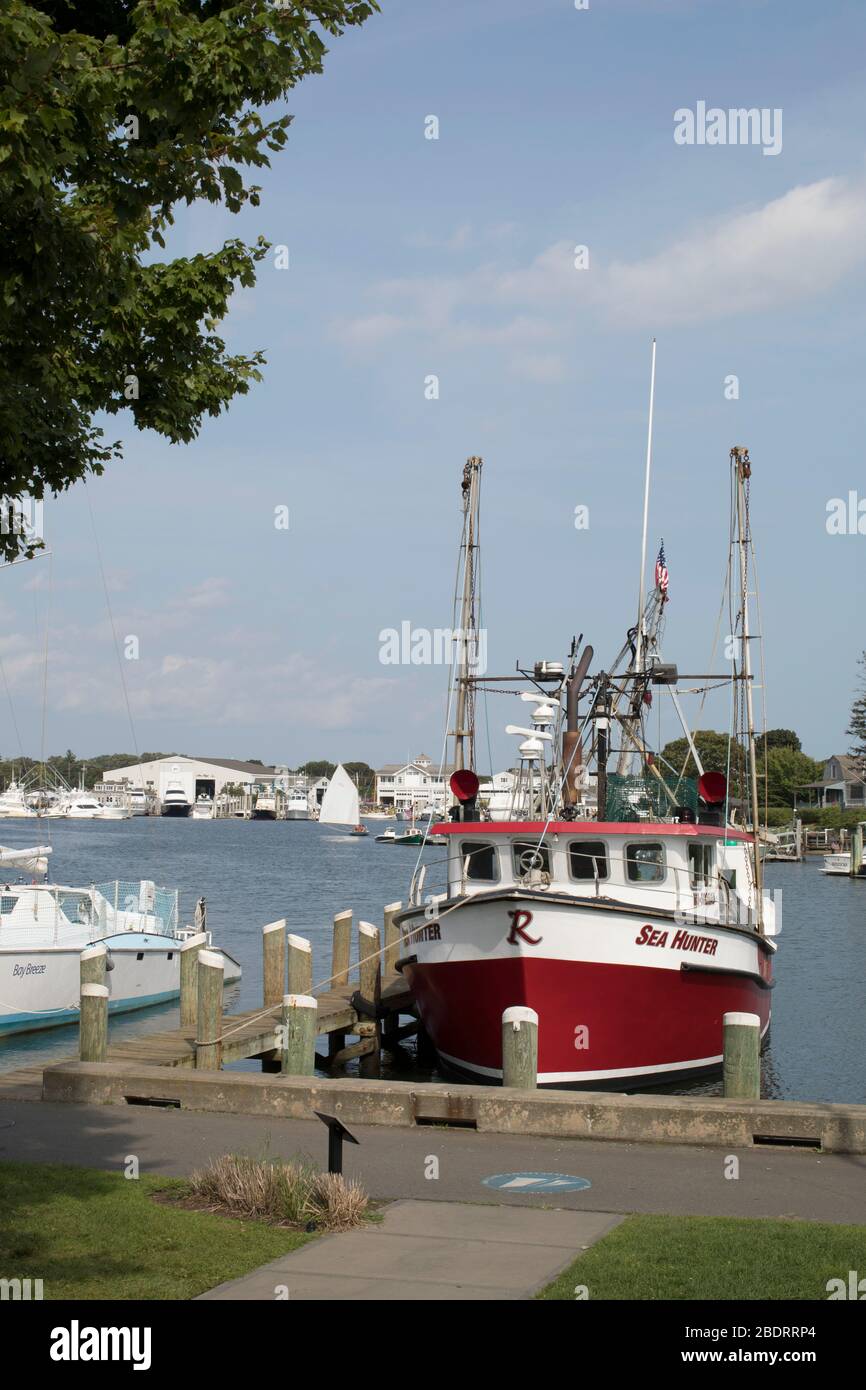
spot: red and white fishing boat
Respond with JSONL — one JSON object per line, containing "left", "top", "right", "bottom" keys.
{"left": 396, "top": 390, "right": 776, "bottom": 1089}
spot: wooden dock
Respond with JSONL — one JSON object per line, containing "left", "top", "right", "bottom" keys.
{"left": 0, "top": 911, "right": 415, "bottom": 1101}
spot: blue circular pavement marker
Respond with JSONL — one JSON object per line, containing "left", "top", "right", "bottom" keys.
{"left": 482, "top": 1171, "right": 592, "bottom": 1193}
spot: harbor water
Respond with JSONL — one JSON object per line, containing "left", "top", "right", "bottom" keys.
{"left": 0, "top": 818, "right": 863, "bottom": 1104}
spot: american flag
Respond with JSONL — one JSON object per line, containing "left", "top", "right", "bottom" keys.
{"left": 655, "top": 540, "right": 669, "bottom": 596}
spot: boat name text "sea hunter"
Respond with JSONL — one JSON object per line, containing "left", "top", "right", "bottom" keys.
{"left": 635, "top": 925, "right": 718, "bottom": 956}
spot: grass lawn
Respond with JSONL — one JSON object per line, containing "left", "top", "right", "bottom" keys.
{"left": 538, "top": 1213, "right": 866, "bottom": 1300}
{"left": 0, "top": 1161, "right": 314, "bottom": 1300}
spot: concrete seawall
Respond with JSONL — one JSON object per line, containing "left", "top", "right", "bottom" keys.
{"left": 41, "top": 1061, "right": 866, "bottom": 1153}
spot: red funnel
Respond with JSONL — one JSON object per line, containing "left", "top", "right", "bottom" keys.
{"left": 450, "top": 769, "right": 480, "bottom": 802}
{"left": 698, "top": 771, "right": 727, "bottom": 805}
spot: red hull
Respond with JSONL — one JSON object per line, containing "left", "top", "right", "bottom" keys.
{"left": 406, "top": 956, "right": 771, "bottom": 1087}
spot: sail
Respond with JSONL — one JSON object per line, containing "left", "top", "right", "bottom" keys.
{"left": 0, "top": 844, "right": 52, "bottom": 876}
{"left": 319, "top": 765, "right": 360, "bottom": 826}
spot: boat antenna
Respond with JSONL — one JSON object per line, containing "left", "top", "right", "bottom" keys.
{"left": 634, "top": 337, "right": 657, "bottom": 676}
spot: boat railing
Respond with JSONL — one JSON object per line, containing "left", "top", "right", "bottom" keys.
{"left": 406, "top": 842, "right": 760, "bottom": 929}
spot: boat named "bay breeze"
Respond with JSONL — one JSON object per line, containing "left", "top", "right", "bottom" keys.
{"left": 0, "top": 848, "right": 241, "bottom": 1037}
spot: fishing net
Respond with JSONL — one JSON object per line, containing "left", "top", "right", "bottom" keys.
{"left": 605, "top": 773, "right": 698, "bottom": 822}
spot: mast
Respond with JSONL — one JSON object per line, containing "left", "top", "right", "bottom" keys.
{"left": 452, "top": 456, "right": 483, "bottom": 773}
{"left": 732, "top": 445, "right": 764, "bottom": 932}
{"left": 633, "top": 338, "right": 657, "bottom": 676}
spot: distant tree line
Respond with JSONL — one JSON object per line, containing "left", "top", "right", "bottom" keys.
{"left": 0, "top": 751, "right": 172, "bottom": 790}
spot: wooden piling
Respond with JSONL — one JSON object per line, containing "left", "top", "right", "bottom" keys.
{"left": 328, "top": 911, "right": 352, "bottom": 1061}
{"left": 287, "top": 933, "right": 312, "bottom": 996}
{"left": 331, "top": 910, "right": 352, "bottom": 986}
{"left": 80, "top": 943, "right": 106, "bottom": 991}
{"left": 80, "top": 983, "right": 108, "bottom": 1062}
{"left": 179, "top": 931, "right": 208, "bottom": 1028}
{"left": 850, "top": 823, "right": 864, "bottom": 879}
{"left": 262, "top": 918, "right": 287, "bottom": 1007}
{"left": 723, "top": 1011, "right": 761, "bottom": 1099}
{"left": 358, "top": 921, "right": 381, "bottom": 1078}
{"left": 383, "top": 900, "right": 402, "bottom": 974}
{"left": 195, "top": 949, "right": 225, "bottom": 1070}
{"left": 382, "top": 902, "right": 403, "bottom": 1042}
{"left": 280, "top": 993, "right": 317, "bottom": 1076}
{"left": 501, "top": 1006, "right": 538, "bottom": 1089}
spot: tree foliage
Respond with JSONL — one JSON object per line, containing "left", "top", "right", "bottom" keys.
{"left": 756, "top": 728, "right": 802, "bottom": 754}
{"left": 0, "top": 749, "right": 171, "bottom": 788}
{"left": 847, "top": 652, "right": 866, "bottom": 773}
{"left": 763, "top": 747, "right": 822, "bottom": 807}
{"left": 660, "top": 731, "right": 732, "bottom": 780}
{"left": 0, "top": 0, "right": 377, "bottom": 559}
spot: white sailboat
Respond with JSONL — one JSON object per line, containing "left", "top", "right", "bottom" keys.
{"left": 318, "top": 765, "right": 368, "bottom": 836}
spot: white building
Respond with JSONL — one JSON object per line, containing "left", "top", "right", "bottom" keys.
{"left": 101, "top": 756, "right": 277, "bottom": 804}
{"left": 375, "top": 754, "right": 450, "bottom": 813}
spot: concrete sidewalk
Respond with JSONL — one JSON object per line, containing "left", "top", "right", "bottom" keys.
{"left": 197, "top": 1200, "right": 622, "bottom": 1301}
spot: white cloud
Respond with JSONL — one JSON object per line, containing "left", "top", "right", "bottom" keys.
{"left": 601, "top": 176, "right": 866, "bottom": 325}
{"left": 334, "top": 172, "right": 866, "bottom": 356}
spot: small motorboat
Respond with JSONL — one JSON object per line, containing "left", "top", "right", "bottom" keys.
{"left": 350, "top": 823, "right": 369, "bottom": 837}
{"left": 375, "top": 827, "right": 397, "bottom": 843}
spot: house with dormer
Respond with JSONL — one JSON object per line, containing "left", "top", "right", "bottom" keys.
{"left": 375, "top": 754, "right": 449, "bottom": 813}
{"left": 800, "top": 754, "right": 866, "bottom": 810}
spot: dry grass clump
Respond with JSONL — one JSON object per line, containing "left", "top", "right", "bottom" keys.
{"left": 189, "top": 1153, "right": 368, "bottom": 1231}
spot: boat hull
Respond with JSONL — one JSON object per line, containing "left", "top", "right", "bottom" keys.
{"left": 0, "top": 932, "right": 242, "bottom": 1038}
{"left": 401, "top": 894, "right": 773, "bottom": 1088}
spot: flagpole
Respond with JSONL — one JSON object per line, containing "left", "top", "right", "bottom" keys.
{"left": 634, "top": 337, "right": 657, "bottom": 675}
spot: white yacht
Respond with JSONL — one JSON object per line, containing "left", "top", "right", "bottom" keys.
{"left": 161, "top": 782, "right": 191, "bottom": 817}
{"left": 62, "top": 795, "right": 105, "bottom": 820}
{"left": 285, "top": 789, "right": 309, "bottom": 821}
{"left": 0, "top": 781, "right": 38, "bottom": 819}
{"left": 127, "top": 788, "right": 149, "bottom": 816}
{"left": 191, "top": 794, "right": 214, "bottom": 820}
{"left": 0, "top": 850, "right": 242, "bottom": 1037}
{"left": 253, "top": 790, "right": 277, "bottom": 820}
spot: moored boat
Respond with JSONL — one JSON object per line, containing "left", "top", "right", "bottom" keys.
{"left": 395, "top": 433, "right": 776, "bottom": 1089}
{"left": 161, "top": 781, "right": 191, "bottom": 817}
{"left": 0, "top": 854, "right": 242, "bottom": 1037}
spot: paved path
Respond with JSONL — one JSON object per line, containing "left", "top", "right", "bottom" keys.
{"left": 2, "top": 1098, "right": 865, "bottom": 1225}
{"left": 197, "top": 1200, "right": 622, "bottom": 1301}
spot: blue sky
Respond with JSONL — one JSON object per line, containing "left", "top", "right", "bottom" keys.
{"left": 3, "top": 0, "right": 866, "bottom": 771}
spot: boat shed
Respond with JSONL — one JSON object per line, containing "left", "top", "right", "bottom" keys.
{"left": 101, "top": 756, "right": 277, "bottom": 804}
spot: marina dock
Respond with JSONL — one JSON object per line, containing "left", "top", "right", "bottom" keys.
{"left": 0, "top": 912, "right": 414, "bottom": 1100}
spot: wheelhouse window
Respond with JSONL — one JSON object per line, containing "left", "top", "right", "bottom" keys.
{"left": 462, "top": 841, "right": 499, "bottom": 881}
{"left": 512, "top": 841, "right": 551, "bottom": 878}
{"left": 625, "top": 842, "right": 666, "bottom": 882}
{"left": 568, "top": 840, "right": 608, "bottom": 882}
{"left": 688, "top": 843, "right": 715, "bottom": 887}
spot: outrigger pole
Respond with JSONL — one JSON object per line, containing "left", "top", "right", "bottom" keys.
{"left": 452, "top": 456, "right": 483, "bottom": 774}
{"left": 633, "top": 337, "right": 657, "bottom": 676}
{"left": 732, "top": 445, "right": 764, "bottom": 932}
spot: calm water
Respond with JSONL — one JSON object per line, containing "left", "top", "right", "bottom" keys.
{"left": 0, "top": 820, "right": 863, "bottom": 1104}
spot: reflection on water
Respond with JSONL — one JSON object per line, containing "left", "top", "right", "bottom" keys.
{"left": 1, "top": 822, "right": 863, "bottom": 1103}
